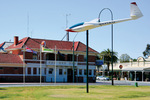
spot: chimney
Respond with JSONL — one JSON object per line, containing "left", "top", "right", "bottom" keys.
{"left": 14, "top": 36, "right": 19, "bottom": 46}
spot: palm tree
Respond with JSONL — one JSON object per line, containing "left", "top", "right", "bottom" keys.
{"left": 99, "top": 49, "right": 118, "bottom": 76}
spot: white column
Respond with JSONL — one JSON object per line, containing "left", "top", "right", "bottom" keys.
{"left": 26, "top": 67, "right": 28, "bottom": 75}
{"left": 92, "top": 69, "right": 94, "bottom": 76}
{"left": 135, "top": 71, "right": 136, "bottom": 81}
{"left": 31, "top": 67, "right": 33, "bottom": 75}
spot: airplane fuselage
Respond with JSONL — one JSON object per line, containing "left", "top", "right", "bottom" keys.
{"left": 65, "top": 2, "right": 143, "bottom": 32}
{"left": 66, "top": 18, "right": 131, "bottom": 32}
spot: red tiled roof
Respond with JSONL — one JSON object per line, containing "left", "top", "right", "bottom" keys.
{"left": 76, "top": 42, "right": 98, "bottom": 53}
{"left": 0, "top": 42, "right": 4, "bottom": 48}
{"left": 6, "top": 37, "right": 98, "bottom": 53}
{"left": 6, "top": 37, "right": 29, "bottom": 49}
{"left": 0, "top": 53, "right": 23, "bottom": 63}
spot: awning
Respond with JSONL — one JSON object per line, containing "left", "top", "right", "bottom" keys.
{"left": 110, "top": 69, "right": 122, "bottom": 72}
{"left": 122, "top": 67, "right": 150, "bottom": 71}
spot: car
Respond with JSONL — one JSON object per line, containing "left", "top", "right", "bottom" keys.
{"left": 96, "top": 76, "right": 109, "bottom": 81}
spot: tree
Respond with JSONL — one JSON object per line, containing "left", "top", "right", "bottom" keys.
{"left": 143, "top": 44, "right": 150, "bottom": 58}
{"left": 120, "top": 54, "right": 131, "bottom": 62}
{"left": 99, "top": 49, "right": 118, "bottom": 76}
{"left": 133, "top": 59, "right": 137, "bottom": 62}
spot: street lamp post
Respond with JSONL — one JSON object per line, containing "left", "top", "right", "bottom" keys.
{"left": 73, "top": 33, "right": 78, "bottom": 83}
{"left": 86, "top": 30, "right": 89, "bottom": 93}
{"left": 98, "top": 8, "right": 114, "bottom": 85}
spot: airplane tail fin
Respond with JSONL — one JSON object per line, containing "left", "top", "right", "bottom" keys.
{"left": 130, "top": 2, "right": 143, "bottom": 20}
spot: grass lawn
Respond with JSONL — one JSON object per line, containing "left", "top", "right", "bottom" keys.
{"left": 0, "top": 85, "right": 150, "bottom": 100}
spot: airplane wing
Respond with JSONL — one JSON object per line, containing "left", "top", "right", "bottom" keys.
{"left": 88, "top": 18, "right": 99, "bottom": 23}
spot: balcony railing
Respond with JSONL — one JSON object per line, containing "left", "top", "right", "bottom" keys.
{"left": 24, "top": 59, "right": 95, "bottom": 66}
{"left": 46, "top": 60, "right": 95, "bottom": 66}
{"left": 46, "top": 60, "right": 78, "bottom": 66}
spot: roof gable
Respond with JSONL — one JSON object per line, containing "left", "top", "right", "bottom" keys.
{"left": 75, "top": 42, "right": 98, "bottom": 53}
{"left": 6, "top": 37, "right": 29, "bottom": 50}
{"left": 0, "top": 42, "right": 4, "bottom": 48}
{"left": 0, "top": 42, "right": 13, "bottom": 52}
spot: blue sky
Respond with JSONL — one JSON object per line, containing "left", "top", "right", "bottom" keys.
{"left": 0, "top": 0, "right": 149, "bottom": 59}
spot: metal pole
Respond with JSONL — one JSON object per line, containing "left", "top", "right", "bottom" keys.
{"left": 128, "top": 71, "right": 130, "bottom": 81}
{"left": 23, "top": 45, "right": 25, "bottom": 86}
{"left": 73, "top": 33, "right": 78, "bottom": 83}
{"left": 111, "top": 18, "right": 114, "bottom": 85}
{"left": 135, "top": 71, "right": 136, "bottom": 81}
{"left": 67, "top": 32, "right": 69, "bottom": 41}
{"left": 142, "top": 71, "right": 144, "bottom": 82}
{"left": 55, "top": 45, "right": 56, "bottom": 83}
{"left": 73, "top": 41, "right": 75, "bottom": 83}
{"left": 86, "top": 30, "right": 89, "bottom": 93}
{"left": 98, "top": 8, "right": 114, "bottom": 85}
{"left": 40, "top": 44, "right": 42, "bottom": 86}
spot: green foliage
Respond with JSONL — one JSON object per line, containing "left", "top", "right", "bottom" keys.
{"left": 143, "top": 44, "right": 150, "bottom": 58}
{"left": 99, "top": 48, "right": 118, "bottom": 72}
{"left": 133, "top": 59, "right": 137, "bottom": 62}
{"left": 120, "top": 54, "right": 131, "bottom": 62}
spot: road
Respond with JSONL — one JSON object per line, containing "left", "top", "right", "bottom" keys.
{"left": 0, "top": 80, "right": 150, "bottom": 87}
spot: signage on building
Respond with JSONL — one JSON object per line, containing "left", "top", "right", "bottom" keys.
{"left": 96, "top": 60, "right": 103, "bottom": 66}
{"left": 119, "top": 65, "right": 123, "bottom": 69}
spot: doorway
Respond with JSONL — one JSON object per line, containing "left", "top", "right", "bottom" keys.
{"left": 67, "top": 69, "right": 73, "bottom": 82}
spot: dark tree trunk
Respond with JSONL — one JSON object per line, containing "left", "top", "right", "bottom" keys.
{"left": 107, "top": 63, "right": 110, "bottom": 76}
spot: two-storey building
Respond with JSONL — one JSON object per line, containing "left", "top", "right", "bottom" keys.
{"left": 0, "top": 36, "right": 99, "bottom": 83}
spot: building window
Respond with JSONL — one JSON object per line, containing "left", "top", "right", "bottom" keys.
{"left": 49, "top": 68, "right": 53, "bottom": 74}
{"left": 89, "top": 70, "right": 92, "bottom": 75}
{"left": 67, "top": 54, "right": 72, "bottom": 61}
{"left": 46, "top": 53, "right": 55, "bottom": 60}
{"left": 14, "top": 67, "right": 18, "bottom": 70}
{"left": 39, "top": 68, "right": 40, "bottom": 74}
{"left": 33, "top": 68, "right": 37, "bottom": 74}
{"left": 28, "top": 68, "right": 31, "bottom": 74}
{"left": 75, "top": 69, "right": 77, "bottom": 75}
{"left": 84, "top": 69, "right": 86, "bottom": 75}
{"left": 33, "top": 54, "right": 37, "bottom": 60}
{"left": 0, "top": 67, "right": 3, "bottom": 70}
{"left": 59, "top": 69, "right": 63, "bottom": 75}
{"left": 79, "top": 69, "right": 82, "bottom": 75}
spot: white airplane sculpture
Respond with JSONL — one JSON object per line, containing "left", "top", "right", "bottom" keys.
{"left": 65, "top": 2, "right": 143, "bottom": 32}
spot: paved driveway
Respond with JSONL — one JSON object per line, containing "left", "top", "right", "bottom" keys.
{"left": 0, "top": 80, "right": 150, "bottom": 87}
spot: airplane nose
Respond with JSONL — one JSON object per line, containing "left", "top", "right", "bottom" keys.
{"left": 65, "top": 28, "right": 70, "bottom": 32}
{"left": 65, "top": 28, "right": 76, "bottom": 32}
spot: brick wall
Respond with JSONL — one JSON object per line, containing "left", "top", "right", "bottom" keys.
{"left": 88, "top": 55, "right": 96, "bottom": 62}
{"left": 78, "top": 55, "right": 84, "bottom": 62}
